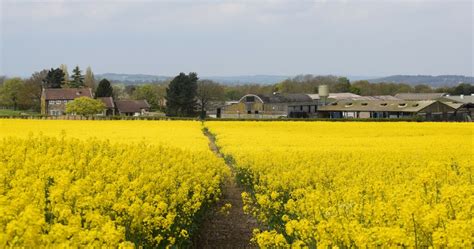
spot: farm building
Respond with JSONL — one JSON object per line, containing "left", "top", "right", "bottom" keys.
{"left": 317, "top": 100, "right": 459, "bottom": 120}
{"left": 98, "top": 97, "right": 115, "bottom": 116}
{"left": 115, "top": 100, "right": 151, "bottom": 116}
{"left": 41, "top": 88, "right": 93, "bottom": 115}
{"left": 438, "top": 95, "right": 474, "bottom": 121}
{"left": 217, "top": 89, "right": 368, "bottom": 118}
{"left": 394, "top": 93, "right": 447, "bottom": 100}
{"left": 219, "top": 93, "right": 318, "bottom": 118}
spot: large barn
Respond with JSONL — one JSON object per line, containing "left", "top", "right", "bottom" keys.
{"left": 219, "top": 93, "right": 318, "bottom": 118}
{"left": 317, "top": 100, "right": 459, "bottom": 120}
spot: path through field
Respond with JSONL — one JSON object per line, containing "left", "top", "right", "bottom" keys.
{"left": 192, "top": 128, "right": 258, "bottom": 248}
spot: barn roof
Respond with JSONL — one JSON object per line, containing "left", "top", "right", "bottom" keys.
{"left": 241, "top": 93, "right": 313, "bottom": 103}
{"left": 394, "top": 93, "right": 446, "bottom": 100}
{"left": 307, "top": 93, "right": 362, "bottom": 100}
{"left": 42, "top": 88, "right": 93, "bottom": 100}
{"left": 98, "top": 97, "right": 115, "bottom": 109}
{"left": 318, "top": 100, "right": 439, "bottom": 113}
{"left": 115, "top": 100, "right": 150, "bottom": 113}
{"left": 439, "top": 95, "right": 474, "bottom": 104}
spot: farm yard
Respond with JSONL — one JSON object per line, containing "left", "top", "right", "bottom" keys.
{"left": 0, "top": 120, "right": 473, "bottom": 247}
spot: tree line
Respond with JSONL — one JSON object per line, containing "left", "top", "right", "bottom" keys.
{"left": 1, "top": 70, "right": 472, "bottom": 116}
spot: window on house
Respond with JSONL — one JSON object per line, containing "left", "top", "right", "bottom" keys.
{"left": 247, "top": 110, "right": 251, "bottom": 114}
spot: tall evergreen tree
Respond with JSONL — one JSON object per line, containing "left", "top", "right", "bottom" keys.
{"left": 70, "top": 66, "right": 84, "bottom": 88}
{"left": 165, "top": 72, "right": 198, "bottom": 117}
{"left": 84, "top": 66, "right": 95, "bottom": 89}
{"left": 95, "top": 79, "right": 114, "bottom": 97}
{"left": 59, "top": 64, "right": 69, "bottom": 86}
{"left": 43, "top": 68, "right": 65, "bottom": 88}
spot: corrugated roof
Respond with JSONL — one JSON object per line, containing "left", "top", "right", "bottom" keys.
{"left": 440, "top": 95, "right": 474, "bottom": 104}
{"left": 394, "top": 93, "right": 446, "bottom": 100}
{"left": 351, "top": 95, "right": 401, "bottom": 101}
{"left": 307, "top": 93, "right": 361, "bottom": 100}
{"left": 115, "top": 100, "right": 150, "bottom": 113}
{"left": 441, "top": 102, "right": 464, "bottom": 109}
{"left": 318, "top": 100, "right": 437, "bottom": 113}
{"left": 255, "top": 93, "right": 313, "bottom": 103}
{"left": 98, "top": 97, "right": 115, "bottom": 108}
{"left": 43, "top": 88, "right": 93, "bottom": 100}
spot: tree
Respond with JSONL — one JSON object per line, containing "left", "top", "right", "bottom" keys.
{"left": 44, "top": 68, "right": 65, "bottom": 88}
{"left": 19, "top": 70, "right": 48, "bottom": 111}
{"left": 414, "top": 84, "right": 433, "bottom": 93}
{"left": 84, "top": 66, "right": 96, "bottom": 89}
{"left": 450, "top": 83, "right": 474, "bottom": 95}
{"left": 132, "top": 84, "right": 166, "bottom": 111}
{"left": 0, "top": 78, "right": 24, "bottom": 110}
{"left": 70, "top": 66, "right": 84, "bottom": 88}
{"left": 333, "top": 77, "right": 351, "bottom": 92}
{"left": 65, "top": 97, "right": 105, "bottom": 116}
{"left": 165, "top": 72, "right": 198, "bottom": 117}
{"left": 196, "top": 80, "right": 225, "bottom": 118}
{"left": 59, "top": 64, "right": 69, "bottom": 86}
{"left": 95, "top": 79, "right": 114, "bottom": 97}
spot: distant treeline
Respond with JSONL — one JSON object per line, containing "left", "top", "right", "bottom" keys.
{"left": 1, "top": 73, "right": 472, "bottom": 113}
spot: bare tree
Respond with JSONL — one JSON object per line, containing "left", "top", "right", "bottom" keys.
{"left": 84, "top": 66, "right": 96, "bottom": 89}
{"left": 196, "top": 80, "right": 225, "bottom": 118}
{"left": 19, "top": 70, "right": 48, "bottom": 111}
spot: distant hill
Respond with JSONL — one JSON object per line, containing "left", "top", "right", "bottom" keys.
{"left": 96, "top": 73, "right": 290, "bottom": 85}
{"left": 368, "top": 75, "right": 473, "bottom": 87}
{"left": 96, "top": 73, "right": 170, "bottom": 83}
{"left": 95, "top": 73, "right": 473, "bottom": 87}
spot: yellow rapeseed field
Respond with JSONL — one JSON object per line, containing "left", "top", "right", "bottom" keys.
{"left": 0, "top": 120, "right": 229, "bottom": 247}
{"left": 0, "top": 120, "right": 208, "bottom": 150}
{"left": 207, "top": 121, "right": 473, "bottom": 248}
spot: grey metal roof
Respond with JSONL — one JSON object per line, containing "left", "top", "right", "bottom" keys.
{"left": 394, "top": 93, "right": 446, "bottom": 100}
{"left": 256, "top": 93, "right": 313, "bottom": 103}
{"left": 318, "top": 100, "right": 438, "bottom": 113}
{"left": 307, "top": 93, "right": 361, "bottom": 100}
{"left": 440, "top": 95, "right": 474, "bottom": 104}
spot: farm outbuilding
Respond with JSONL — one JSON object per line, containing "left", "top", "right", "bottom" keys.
{"left": 98, "top": 97, "right": 115, "bottom": 116}
{"left": 219, "top": 93, "right": 318, "bottom": 118}
{"left": 317, "top": 100, "right": 459, "bottom": 120}
{"left": 115, "top": 100, "right": 151, "bottom": 116}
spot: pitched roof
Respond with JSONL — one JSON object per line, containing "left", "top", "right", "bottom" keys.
{"left": 394, "top": 93, "right": 446, "bottom": 100}
{"left": 349, "top": 95, "right": 401, "bottom": 101}
{"left": 318, "top": 100, "right": 437, "bottom": 113}
{"left": 115, "top": 100, "right": 150, "bottom": 113}
{"left": 307, "top": 93, "right": 362, "bottom": 100}
{"left": 247, "top": 93, "right": 313, "bottom": 103}
{"left": 98, "top": 97, "right": 115, "bottom": 109}
{"left": 440, "top": 95, "right": 474, "bottom": 104}
{"left": 43, "top": 88, "right": 93, "bottom": 100}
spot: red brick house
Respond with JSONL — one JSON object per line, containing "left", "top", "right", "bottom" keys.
{"left": 41, "top": 88, "right": 93, "bottom": 115}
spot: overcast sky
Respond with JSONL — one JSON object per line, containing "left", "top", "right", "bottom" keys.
{"left": 1, "top": 0, "right": 473, "bottom": 77}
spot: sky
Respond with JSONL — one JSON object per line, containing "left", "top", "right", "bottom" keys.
{"left": 0, "top": 0, "right": 473, "bottom": 78}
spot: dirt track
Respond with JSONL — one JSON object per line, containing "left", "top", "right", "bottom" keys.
{"left": 192, "top": 129, "right": 258, "bottom": 249}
